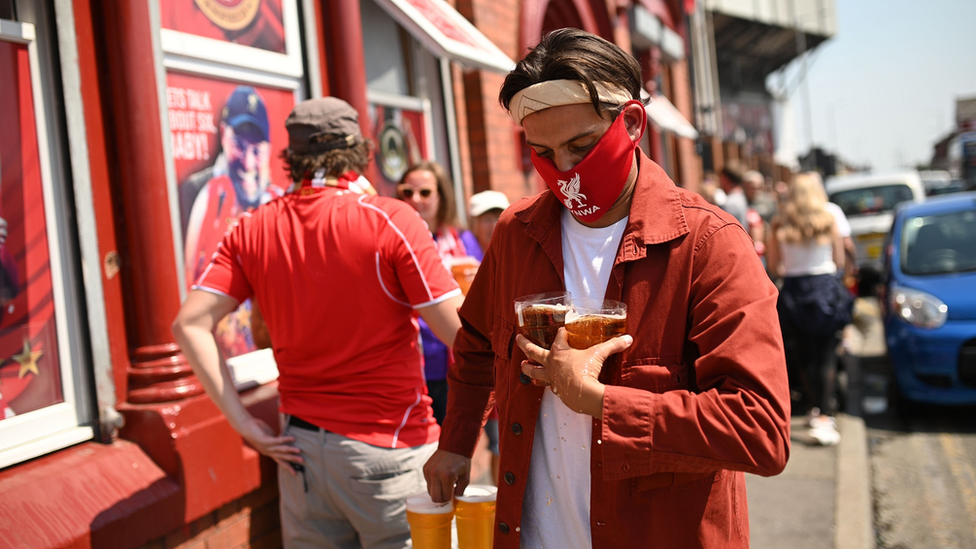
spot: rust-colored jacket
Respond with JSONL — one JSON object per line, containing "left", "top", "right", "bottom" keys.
{"left": 440, "top": 153, "right": 791, "bottom": 548}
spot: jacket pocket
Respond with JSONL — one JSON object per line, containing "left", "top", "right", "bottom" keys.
{"left": 620, "top": 357, "right": 689, "bottom": 392}
{"left": 491, "top": 316, "right": 516, "bottom": 409}
{"left": 632, "top": 469, "right": 729, "bottom": 499}
{"left": 491, "top": 315, "right": 516, "bottom": 361}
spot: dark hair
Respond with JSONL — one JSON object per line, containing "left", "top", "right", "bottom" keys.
{"left": 721, "top": 162, "right": 745, "bottom": 186}
{"left": 280, "top": 134, "right": 374, "bottom": 182}
{"left": 499, "top": 28, "right": 647, "bottom": 120}
{"left": 399, "top": 160, "right": 459, "bottom": 230}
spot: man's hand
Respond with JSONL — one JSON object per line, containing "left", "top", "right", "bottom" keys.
{"left": 424, "top": 449, "right": 472, "bottom": 503}
{"left": 237, "top": 416, "right": 303, "bottom": 473}
{"left": 516, "top": 328, "right": 633, "bottom": 418}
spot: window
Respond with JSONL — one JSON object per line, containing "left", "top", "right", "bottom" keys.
{"left": 901, "top": 210, "right": 976, "bottom": 276}
{"left": 0, "top": 1, "right": 14, "bottom": 20}
{"left": 830, "top": 184, "right": 915, "bottom": 217}
{"left": 0, "top": 18, "right": 93, "bottom": 469}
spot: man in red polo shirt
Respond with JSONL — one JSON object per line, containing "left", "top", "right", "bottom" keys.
{"left": 173, "top": 97, "right": 463, "bottom": 549}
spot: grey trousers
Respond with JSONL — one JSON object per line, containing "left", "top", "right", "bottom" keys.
{"left": 278, "top": 416, "right": 437, "bottom": 549}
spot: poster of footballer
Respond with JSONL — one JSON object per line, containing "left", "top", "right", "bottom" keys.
{"left": 167, "top": 71, "right": 295, "bottom": 359}
{"left": 0, "top": 40, "right": 64, "bottom": 420}
{"left": 159, "top": 0, "right": 286, "bottom": 54}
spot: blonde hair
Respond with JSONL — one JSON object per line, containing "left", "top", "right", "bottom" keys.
{"left": 775, "top": 172, "right": 836, "bottom": 245}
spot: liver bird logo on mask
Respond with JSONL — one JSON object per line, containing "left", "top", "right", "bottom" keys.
{"left": 559, "top": 173, "right": 588, "bottom": 209}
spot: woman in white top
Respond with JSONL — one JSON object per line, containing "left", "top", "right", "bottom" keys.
{"left": 766, "top": 172, "right": 849, "bottom": 446}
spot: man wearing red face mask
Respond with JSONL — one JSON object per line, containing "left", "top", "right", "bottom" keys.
{"left": 424, "top": 29, "right": 791, "bottom": 549}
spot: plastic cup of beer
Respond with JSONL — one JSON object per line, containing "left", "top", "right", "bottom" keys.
{"left": 514, "top": 291, "right": 572, "bottom": 349}
{"left": 448, "top": 256, "right": 480, "bottom": 295}
{"left": 454, "top": 484, "right": 497, "bottom": 549}
{"left": 405, "top": 493, "right": 454, "bottom": 549}
{"left": 565, "top": 298, "right": 627, "bottom": 349}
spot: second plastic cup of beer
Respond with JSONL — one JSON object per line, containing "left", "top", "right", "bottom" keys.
{"left": 565, "top": 298, "right": 627, "bottom": 349}
{"left": 455, "top": 484, "right": 497, "bottom": 549}
{"left": 405, "top": 493, "right": 454, "bottom": 549}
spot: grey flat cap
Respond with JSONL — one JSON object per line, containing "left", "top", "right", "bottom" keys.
{"left": 285, "top": 97, "right": 363, "bottom": 153}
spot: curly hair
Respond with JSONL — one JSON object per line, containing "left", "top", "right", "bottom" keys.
{"left": 279, "top": 134, "right": 374, "bottom": 182}
{"left": 498, "top": 28, "right": 648, "bottom": 121}
{"left": 775, "top": 172, "right": 836, "bottom": 245}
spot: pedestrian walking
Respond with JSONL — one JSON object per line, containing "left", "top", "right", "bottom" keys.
{"left": 423, "top": 28, "right": 790, "bottom": 549}
{"left": 767, "top": 172, "right": 852, "bottom": 446}
{"left": 719, "top": 161, "right": 750, "bottom": 230}
{"left": 173, "top": 97, "right": 464, "bottom": 549}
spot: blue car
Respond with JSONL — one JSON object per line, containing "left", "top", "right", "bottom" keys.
{"left": 880, "top": 192, "right": 976, "bottom": 407}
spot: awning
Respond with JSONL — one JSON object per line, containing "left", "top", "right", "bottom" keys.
{"left": 644, "top": 92, "right": 699, "bottom": 140}
{"left": 373, "top": 0, "right": 516, "bottom": 74}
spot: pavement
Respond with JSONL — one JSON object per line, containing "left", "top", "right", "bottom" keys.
{"left": 747, "top": 412, "right": 873, "bottom": 549}
{"left": 749, "top": 298, "right": 883, "bottom": 549}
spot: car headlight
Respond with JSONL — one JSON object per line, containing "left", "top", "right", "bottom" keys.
{"left": 890, "top": 285, "right": 948, "bottom": 329}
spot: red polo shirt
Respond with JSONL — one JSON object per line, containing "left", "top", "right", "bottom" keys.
{"left": 195, "top": 188, "right": 460, "bottom": 448}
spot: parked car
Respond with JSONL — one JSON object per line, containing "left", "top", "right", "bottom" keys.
{"left": 918, "top": 169, "right": 952, "bottom": 196}
{"left": 879, "top": 192, "right": 976, "bottom": 409}
{"left": 926, "top": 178, "right": 969, "bottom": 196}
{"left": 826, "top": 171, "right": 926, "bottom": 292}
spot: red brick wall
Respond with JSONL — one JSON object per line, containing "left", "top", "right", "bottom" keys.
{"left": 137, "top": 483, "right": 281, "bottom": 549}
{"left": 457, "top": 0, "right": 534, "bottom": 204}
{"left": 668, "top": 60, "right": 702, "bottom": 192}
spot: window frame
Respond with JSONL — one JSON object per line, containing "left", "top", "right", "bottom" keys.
{"left": 0, "top": 18, "right": 94, "bottom": 469}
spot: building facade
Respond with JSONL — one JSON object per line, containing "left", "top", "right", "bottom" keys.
{"left": 692, "top": 0, "right": 836, "bottom": 182}
{"left": 0, "top": 1, "right": 698, "bottom": 547}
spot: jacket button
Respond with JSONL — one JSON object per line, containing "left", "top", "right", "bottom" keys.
{"left": 499, "top": 522, "right": 510, "bottom": 534}
{"left": 511, "top": 422, "right": 523, "bottom": 435}
{"left": 504, "top": 472, "right": 515, "bottom": 485}
{"left": 520, "top": 373, "right": 531, "bottom": 384}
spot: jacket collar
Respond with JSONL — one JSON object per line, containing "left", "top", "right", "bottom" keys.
{"left": 514, "top": 150, "right": 690, "bottom": 263}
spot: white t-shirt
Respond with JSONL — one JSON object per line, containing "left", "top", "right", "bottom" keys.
{"left": 520, "top": 209, "right": 628, "bottom": 549}
{"left": 780, "top": 240, "right": 838, "bottom": 276}
{"left": 825, "top": 202, "right": 851, "bottom": 238}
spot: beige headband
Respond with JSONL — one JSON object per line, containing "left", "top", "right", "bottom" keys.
{"left": 508, "top": 80, "right": 633, "bottom": 126}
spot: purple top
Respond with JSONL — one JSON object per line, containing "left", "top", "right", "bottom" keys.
{"left": 420, "top": 229, "right": 482, "bottom": 381}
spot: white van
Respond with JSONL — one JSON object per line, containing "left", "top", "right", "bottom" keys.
{"left": 825, "top": 171, "right": 926, "bottom": 276}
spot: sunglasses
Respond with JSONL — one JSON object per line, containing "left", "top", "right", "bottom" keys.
{"left": 398, "top": 186, "right": 436, "bottom": 200}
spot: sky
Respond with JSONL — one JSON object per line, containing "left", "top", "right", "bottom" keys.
{"left": 781, "top": 0, "right": 976, "bottom": 172}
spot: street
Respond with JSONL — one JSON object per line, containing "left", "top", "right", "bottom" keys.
{"left": 847, "top": 298, "right": 976, "bottom": 549}
{"left": 867, "top": 406, "right": 976, "bottom": 549}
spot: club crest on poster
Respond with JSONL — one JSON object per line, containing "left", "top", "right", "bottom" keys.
{"left": 160, "top": 0, "right": 286, "bottom": 53}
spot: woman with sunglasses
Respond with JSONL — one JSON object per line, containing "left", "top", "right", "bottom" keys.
{"left": 398, "top": 161, "right": 480, "bottom": 426}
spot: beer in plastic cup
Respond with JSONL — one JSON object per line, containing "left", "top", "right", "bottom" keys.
{"left": 565, "top": 298, "right": 627, "bottom": 349}
{"left": 448, "top": 256, "right": 480, "bottom": 295}
{"left": 454, "top": 484, "right": 497, "bottom": 549}
{"left": 514, "top": 291, "right": 572, "bottom": 349}
{"left": 405, "top": 493, "right": 454, "bottom": 549}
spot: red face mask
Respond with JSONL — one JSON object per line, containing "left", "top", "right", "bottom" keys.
{"left": 530, "top": 101, "right": 645, "bottom": 223}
